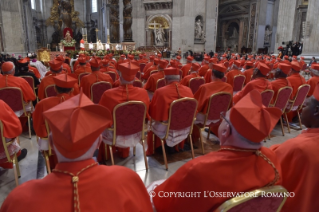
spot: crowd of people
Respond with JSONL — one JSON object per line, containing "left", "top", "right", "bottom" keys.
{"left": 0, "top": 50, "right": 318, "bottom": 211}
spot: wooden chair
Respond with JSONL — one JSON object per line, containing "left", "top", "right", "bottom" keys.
{"left": 284, "top": 84, "right": 310, "bottom": 132}
{"left": 20, "top": 75, "right": 38, "bottom": 102}
{"left": 0, "top": 120, "right": 21, "bottom": 186}
{"left": 156, "top": 78, "right": 166, "bottom": 90}
{"left": 195, "top": 92, "right": 232, "bottom": 154}
{"left": 90, "top": 81, "right": 112, "bottom": 104}
{"left": 261, "top": 89, "right": 274, "bottom": 107}
{"left": 0, "top": 87, "right": 33, "bottom": 139}
{"left": 104, "top": 101, "right": 148, "bottom": 170}
{"left": 270, "top": 86, "right": 293, "bottom": 136}
{"left": 179, "top": 69, "right": 183, "bottom": 79}
{"left": 78, "top": 72, "right": 90, "bottom": 84}
{"left": 151, "top": 98, "right": 198, "bottom": 170}
{"left": 214, "top": 186, "right": 288, "bottom": 212}
{"left": 45, "top": 84, "right": 57, "bottom": 98}
{"left": 133, "top": 80, "right": 143, "bottom": 88}
{"left": 106, "top": 71, "right": 117, "bottom": 82}
{"left": 233, "top": 75, "right": 246, "bottom": 93}
{"left": 189, "top": 77, "right": 205, "bottom": 94}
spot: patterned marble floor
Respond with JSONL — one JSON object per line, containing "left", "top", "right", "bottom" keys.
{"left": 0, "top": 124, "right": 302, "bottom": 207}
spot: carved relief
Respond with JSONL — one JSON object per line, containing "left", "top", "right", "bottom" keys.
{"left": 248, "top": 3, "right": 256, "bottom": 48}
{"left": 110, "top": 0, "right": 119, "bottom": 43}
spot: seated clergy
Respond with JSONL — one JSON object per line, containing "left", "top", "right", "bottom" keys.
{"left": 29, "top": 56, "right": 47, "bottom": 79}
{"left": 306, "top": 64, "right": 319, "bottom": 97}
{"left": 144, "top": 59, "right": 168, "bottom": 99}
{"left": 99, "top": 62, "right": 150, "bottom": 159}
{"left": 74, "top": 55, "right": 92, "bottom": 78}
{"left": 193, "top": 64, "right": 233, "bottom": 138}
{"left": 151, "top": 90, "right": 282, "bottom": 212}
{"left": 270, "top": 63, "right": 292, "bottom": 104}
{"left": 142, "top": 58, "right": 159, "bottom": 81}
{"left": 181, "top": 56, "right": 193, "bottom": 78}
{"left": 198, "top": 56, "right": 210, "bottom": 77}
{"left": 33, "top": 74, "right": 77, "bottom": 157}
{"left": 80, "top": 56, "right": 113, "bottom": 99}
{"left": 286, "top": 61, "right": 306, "bottom": 123}
{"left": 225, "top": 60, "right": 243, "bottom": 87}
{"left": 0, "top": 100, "right": 27, "bottom": 169}
{"left": 233, "top": 63, "right": 272, "bottom": 104}
{"left": 146, "top": 67, "right": 194, "bottom": 155}
{"left": 180, "top": 62, "right": 201, "bottom": 86}
{"left": 0, "top": 62, "right": 35, "bottom": 116}
{"left": 38, "top": 59, "right": 79, "bottom": 100}
{"left": 0, "top": 93, "right": 153, "bottom": 212}
{"left": 204, "top": 58, "right": 218, "bottom": 83}
{"left": 242, "top": 61, "right": 254, "bottom": 85}
{"left": 15, "top": 58, "right": 40, "bottom": 90}
{"left": 270, "top": 84, "right": 319, "bottom": 212}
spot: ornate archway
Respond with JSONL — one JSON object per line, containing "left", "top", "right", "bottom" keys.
{"left": 145, "top": 14, "right": 172, "bottom": 48}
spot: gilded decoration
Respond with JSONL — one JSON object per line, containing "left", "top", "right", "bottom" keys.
{"left": 148, "top": 17, "right": 170, "bottom": 29}
{"left": 46, "top": 0, "right": 84, "bottom": 30}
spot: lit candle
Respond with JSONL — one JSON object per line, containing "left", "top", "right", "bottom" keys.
{"left": 107, "top": 29, "right": 110, "bottom": 35}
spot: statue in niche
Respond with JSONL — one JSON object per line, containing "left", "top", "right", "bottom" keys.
{"left": 264, "top": 26, "right": 272, "bottom": 44}
{"left": 59, "top": 1, "right": 72, "bottom": 29}
{"left": 154, "top": 25, "right": 166, "bottom": 46}
{"left": 230, "top": 28, "right": 239, "bottom": 39}
{"left": 195, "top": 19, "right": 203, "bottom": 39}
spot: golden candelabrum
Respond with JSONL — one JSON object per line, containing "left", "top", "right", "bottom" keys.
{"left": 107, "top": 35, "right": 110, "bottom": 44}
{"left": 83, "top": 34, "right": 88, "bottom": 43}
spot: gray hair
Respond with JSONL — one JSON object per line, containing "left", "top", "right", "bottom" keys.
{"left": 164, "top": 75, "right": 180, "bottom": 83}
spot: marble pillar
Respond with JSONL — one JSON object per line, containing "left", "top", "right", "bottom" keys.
{"left": 301, "top": 0, "right": 319, "bottom": 56}
{"left": 205, "top": 0, "right": 218, "bottom": 52}
{"left": 119, "top": 0, "right": 124, "bottom": 43}
{"left": 275, "top": 0, "right": 298, "bottom": 51}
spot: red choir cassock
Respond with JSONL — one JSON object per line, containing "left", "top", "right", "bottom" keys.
{"left": 181, "top": 56, "right": 194, "bottom": 78}
{"left": 286, "top": 61, "right": 306, "bottom": 122}
{"left": 143, "top": 60, "right": 168, "bottom": 93}
{"left": 270, "top": 63, "right": 292, "bottom": 104}
{"left": 147, "top": 67, "right": 194, "bottom": 155}
{"left": 99, "top": 62, "right": 150, "bottom": 159}
{"left": 242, "top": 62, "right": 254, "bottom": 85}
{"left": 0, "top": 62, "right": 35, "bottom": 102}
{"left": 152, "top": 90, "right": 282, "bottom": 212}
{"left": 307, "top": 64, "right": 319, "bottom": 97}
{"left": 38, "top": 59, "right": 79, "bottom": 100}
{"left": 193, "top": 64, "right": 232, "bottom": 138}
{"left": 180, "top": 63, "right": 201, "bottom": 86}
{"left": 198, "top": 56, "right": 210, "bottom": 77}
{"left": 142, "top": 58, "right": 159, "bottom": 80}
{"left": 233, "top": 63, "right": 272, "bottom": 104}
{"left": 80, "top": 57, "right": 113, "bottom": 99}
{"left": 74, "top": 56, "right": 92, "bottom": 78}
{"left": 56, "top": 55, "right": 72, "bottom": 74}
{"left": 225, "top": 60, "right": 243, "bottom": 87}
{"left": 142, "top": 56, "right": 154, "bottom": 72}
{"left": 28, "top": 65, "right": 41, "bottom": 79}
{"left": 0, "top": 93, "right": 153, "bottom": 212}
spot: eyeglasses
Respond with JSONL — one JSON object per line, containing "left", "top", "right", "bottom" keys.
{"left": 220, "top": 112, "right": 232, "bottom": 134}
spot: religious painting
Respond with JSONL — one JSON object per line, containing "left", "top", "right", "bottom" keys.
{"left": 264, "top": 25, "right": 272, "bottom": 47}
{"left": 224, "top": 22, "right": 239, "bottom": 52}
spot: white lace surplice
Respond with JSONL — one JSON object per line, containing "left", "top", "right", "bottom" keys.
{"left": 0, "top": 138, "right": 21, "bottom": 160}
{"left": 152, "top": 121, "right": 190, "bottom": 147}
{"left": 194, "top": 113, "right": 220, "bottom": 126}
{"left": 102, "top": 128, "right": 142, "bottom": 148}
{"left": 14, "top": 102, "right": 34, "bottom": 117}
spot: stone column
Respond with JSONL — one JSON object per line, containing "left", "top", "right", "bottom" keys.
{"left": 301, "top": 0, "right": 319, "bottom": 56}
{"left": 119, "top": 0, "right": 124, "bottom": 43}
{"left": 275, "top": 0, "right": 298, "bottom": 51}
{"left": 110, "top": 0, "right": 119, "bottom": 43}
{"left": 205, "top": 0, "right": 219, "bottom": 52}
{"left": 238, "top": 19, "right": 244, "bottom": 52}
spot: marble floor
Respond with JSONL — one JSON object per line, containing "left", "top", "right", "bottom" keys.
{"left": 0, "top": 124, "right": 302, "bottom": 207}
